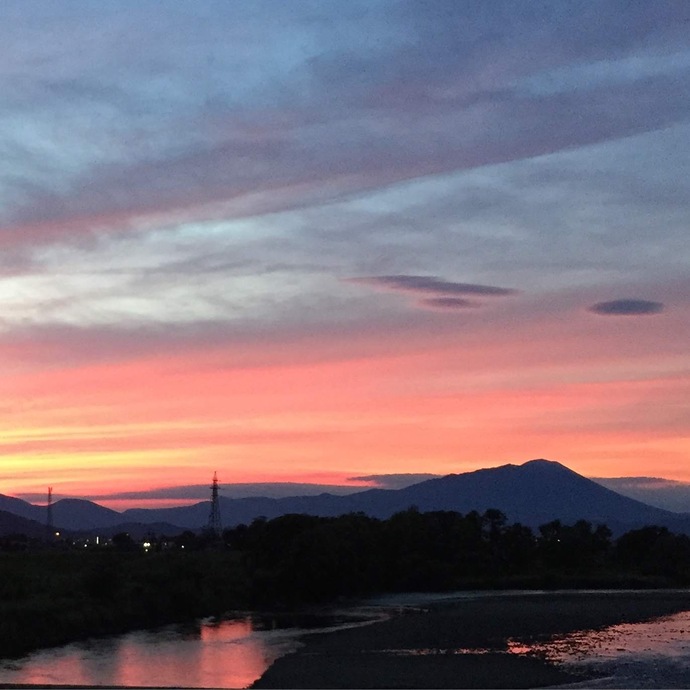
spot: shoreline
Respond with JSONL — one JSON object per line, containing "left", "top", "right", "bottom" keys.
{"left": 252, "top": 589, "right": 690, "bottom": 689}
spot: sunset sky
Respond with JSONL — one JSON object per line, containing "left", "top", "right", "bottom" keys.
{"left": 1, "top": 1, "right": 689, "bottom": 509}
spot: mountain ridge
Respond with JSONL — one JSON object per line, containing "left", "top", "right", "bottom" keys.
{"left": 2, "top": 459, "right": 689, "bottom": 536}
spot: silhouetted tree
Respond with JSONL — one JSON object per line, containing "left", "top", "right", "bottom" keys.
{"left": 111, "top": 532, "right": 138, "bottom": 552}
{"left": 616, "top": 526, "right": 690, "bottom": 580}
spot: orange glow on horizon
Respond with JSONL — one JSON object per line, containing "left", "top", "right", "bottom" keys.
{"left": 2, "top": 302, "right": 688, "bottom": 501}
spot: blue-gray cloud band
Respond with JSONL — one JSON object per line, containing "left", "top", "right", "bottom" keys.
{"left": 589, "top": 298, "right": 664, "bottom": 315}
{"left": 346, "top": 275, "right": 517, "bottom": 311}
{"left": 347, "top": 275, "right": 517, "bottom": 296}
{"left": 420, "top": 297, "right": 477, "bottom": 310}
{"left": 348, "top": 473, "right": 441, "bottom": 489}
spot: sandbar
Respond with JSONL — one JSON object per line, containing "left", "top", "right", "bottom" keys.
{"left": 252, "top": 590, "right": 690, "bottom": 689}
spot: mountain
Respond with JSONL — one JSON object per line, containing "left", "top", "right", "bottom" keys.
{"left": 366, "top": 459, "right": 686, "bottom": 530}
{"left": 123, "top": 501, "right": 212, "bottom": 528}
{"left": 370, "top": 460, "right": 644, "bottom": 520}
{"left": 51, "top": 498, "right": 125, "bottom": 531}
{"left": 0, "top": 494, "right": 133, "bottom": 533}
{"left": 3, "top": 460, "right": 689, "bottom": 535}
{"left": 118, "top": 459, "right": 690, "bottom": 535}
{"left": 80, "top": 522, "right": 189, "bottom": 539}
{"left": 0, "top": 509, "right": 48, "bottom": 538}
{"left": 121, "top": 494, "right": 361, "bottom": 529}
{"left": 0, "top": 494, "right": 44, "bottom": 522}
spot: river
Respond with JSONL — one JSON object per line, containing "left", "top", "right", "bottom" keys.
{"left": 0, "top": 592, "right": 688, "bottom": 688}
{"left": 0, "top": 608, "right": 388, "bottom": 688}
{"left": 519, "top": 608, "right": 690, "bottom": 688}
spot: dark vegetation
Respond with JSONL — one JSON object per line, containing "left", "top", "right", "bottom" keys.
{"left": 0, "top": 547, "right": 250, "bottom": 659}
{"left": 227, "top": 509, "right": 690, "bottom": 603}
{"left": 1, "top": 509, "right": 689, "bottom": 659}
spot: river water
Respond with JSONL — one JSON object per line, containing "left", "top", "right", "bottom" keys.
{"left": 0, "top": 592, "right": 688, "bottom": 688}
{"left": 522, "top": 609, "right": 690, "bottom": 688}
{"left": 0, "top": 608, "right": 387, "bottom": 689}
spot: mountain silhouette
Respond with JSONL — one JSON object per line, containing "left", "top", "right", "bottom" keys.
{"left": 0, "top": 509, "right": 49, "bottom": 539}
{"left": 1, "top": 460, "right": 689, "bottom": 536}
{"left": 0, "top": 495, "right": 124, "bottom": 530}
{"left": 0, "top": 495, "right": 133, "bottom": 534}
{"left": 117, "top": 459, "right": 689, "bottom": 534}
{"left": 368, "top": 459, "right": 682, "bottom": 529}
{"left": 51, "top": 498, "right": 124, "bottom": 531}
{"left": 0, "top": 494, "right": 43, "bottom": 522}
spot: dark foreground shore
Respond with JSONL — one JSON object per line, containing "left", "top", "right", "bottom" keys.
{"left": 252, "top": 590, "right": 690, "bottom": 689}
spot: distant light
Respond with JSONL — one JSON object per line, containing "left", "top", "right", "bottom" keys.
{"left": 55, "top": 531, "right": 60, "bottom": 537}
{"left": 181, "top": 545, "right": 185, "bottom": 549}
{"left": 96, "top": 536, "right": 100, "bottom": 545}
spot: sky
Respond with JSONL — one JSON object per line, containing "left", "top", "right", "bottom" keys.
{"left": 1, "top": 1, "right": 689, "bottom": 510}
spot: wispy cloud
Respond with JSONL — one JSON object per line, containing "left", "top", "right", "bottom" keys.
{"left": 348, "top": 473, "right": 442, "bottom": 489}
{"left": 589, "top": 299, "right": 664, "bottom": 316}
{"left": 346, "top": 275, "right": 517, "bottom": 311}
{"left": 419, "top": 297, "right": 477, "bottom": 310}
{"left": 592, "top": 476, "right": 690, "bottom": 513}
{"left": 347, "top": 275, "right": 517, "bottom": 297}
{"left": 2, "top": 2, "right": 689, "bottom": 254}
{"left": 18, "top": 482, "right": 369, "bottom": 505}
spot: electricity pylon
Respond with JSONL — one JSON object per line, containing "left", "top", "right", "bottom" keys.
{"left": 206, "top": 472, "right": 223, "bottom": 539}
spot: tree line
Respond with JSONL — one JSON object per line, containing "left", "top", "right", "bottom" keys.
{"left": 221, "top": 508, "right": 690, "bottom": 603}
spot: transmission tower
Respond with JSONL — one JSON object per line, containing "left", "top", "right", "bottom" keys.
{"left": 46, "top": 486, "right": 54, "bottom": 542}
{"left": 206, "top": 472, "right": 222, "bottom": 538}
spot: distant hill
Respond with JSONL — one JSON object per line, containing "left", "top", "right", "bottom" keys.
{"left": 3, "top": 460, "right": 690, "bottom": 536}
{"left": 121, "top": 494, "right": 355, "bottom": 529}
{"left": 0, "top": 509, "right": 48, "bottom": 538}
{"left": 123, "top": 501, "right": 212, "bottom": 529}
{"left": 80, "top": 522, "right": 189, "bottom": 539}
{"left": 0, "top": 494, "right": 43, "bottom": 522}
{"left": 0, "top": 495, "right": 129, "bottom": 532}
{"left": 52, "top": 498, "right": 125, "bottom": 531}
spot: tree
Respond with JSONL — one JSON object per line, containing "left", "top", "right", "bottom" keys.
{"left": 111, "top": 532, "right": 138, "bottom": 552}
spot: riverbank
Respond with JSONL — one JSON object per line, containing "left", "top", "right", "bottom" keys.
{"left": 252, "top": 590, "right": 690, "bottom": 689}
{"left": 0, "top": 549, "right": 252, "bottom": 660}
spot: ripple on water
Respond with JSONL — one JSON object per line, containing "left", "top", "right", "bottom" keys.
{"left": 508, "top": 610, "right": 690, "bottom": 689}
{"left": 364, "top": 610, "right": 690, "bottom": 689}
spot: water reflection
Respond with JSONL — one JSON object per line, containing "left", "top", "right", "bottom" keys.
{"left": 512, "top": 610, "right": 690, "bottom": 688}
{"left": 358, "top": 609, "right": 690, "bottom": 688}
{"left": 0, "top": 617, "right": 298, "bottom": 689}
{"left": 526, "top": 610, "right": 690, "bottom": 663}
{"left": 0, "top": 609, "right": 386, "bottom": 689}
